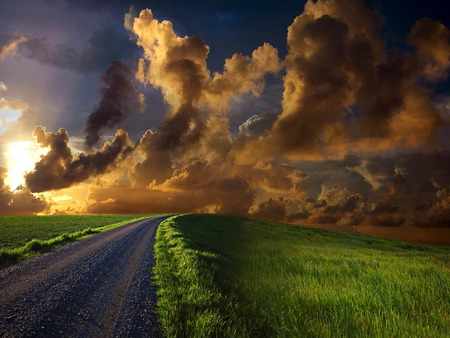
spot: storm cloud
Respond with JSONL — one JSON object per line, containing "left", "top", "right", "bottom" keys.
{"left": 84, "top": 60, "right": 144, "bottom": 148}
{"left": 25, "top": 126, "right": 133, "bottom": 192}
{"left": 235, "top": 0, "right": 448, "bottom": 163}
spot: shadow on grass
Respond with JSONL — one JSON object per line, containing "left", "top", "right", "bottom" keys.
{"left": 153, "top": 214, "right": 450, "bottom": 337}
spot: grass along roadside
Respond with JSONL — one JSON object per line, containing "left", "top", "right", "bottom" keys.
{"left": 153, "top": 215, "right": 226, "bottom": 337}
{"left": 0, "top": 214, "right": 162, "bottom": 268}
{"left": 153, "top": 214, "right": 450, "bottom": 337}
{"left": 0, "top": 215, "right": 161, "bottom": 249}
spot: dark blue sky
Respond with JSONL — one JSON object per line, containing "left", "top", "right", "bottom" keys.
{"left": 62, "top": 0, "right": 450, "bottom": 71}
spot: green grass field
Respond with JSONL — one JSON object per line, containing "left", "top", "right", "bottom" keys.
{"left": 154, "top": 214, "right": 450, "bottom": 337}
{"left": 0, "top": 214, "right": 160, "bottom": 267}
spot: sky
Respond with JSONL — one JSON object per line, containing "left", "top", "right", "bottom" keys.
{"left": 0, "top": 0, "right": 449, "bottom": 244}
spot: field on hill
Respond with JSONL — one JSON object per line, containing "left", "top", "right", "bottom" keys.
{"left": 154, "top": 214, "right": 450, "bottom": 337}
{"left": 0, "top": 214, "right": 160, "bottom": 267}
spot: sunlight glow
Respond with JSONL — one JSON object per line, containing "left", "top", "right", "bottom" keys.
{"left": 4, "top": 142, "right": 48, "bottom": 190}
{"left": 0, "top": 107, "right": 22, "bottom": 135}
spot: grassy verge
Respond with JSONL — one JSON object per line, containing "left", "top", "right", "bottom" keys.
{"left": 0, "top": 214, "right": 162, "bottom": 268}
{"left": 0, "top": 215, "right": 161, "bottom": 249}
{"left": 153, "top": 214, "right": 450, "bottom": 337}
{"left": 153, "top": 215, "right": 226, "bottom": 337}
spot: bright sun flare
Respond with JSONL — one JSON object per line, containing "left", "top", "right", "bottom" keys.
{"left": 4, "top": 142, "right": 48, "bottom": 190}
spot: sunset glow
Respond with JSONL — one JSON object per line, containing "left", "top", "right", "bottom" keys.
{"left": 4, "top": 142, "right": 47, "bottom": 190}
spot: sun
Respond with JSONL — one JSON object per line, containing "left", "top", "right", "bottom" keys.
{"left": 4, "top": 142, "right": 48, "bottom": 190}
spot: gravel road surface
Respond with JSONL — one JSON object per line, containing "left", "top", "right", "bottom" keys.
{"left": 0, "top": 215, "right": 173, "bottom": 337}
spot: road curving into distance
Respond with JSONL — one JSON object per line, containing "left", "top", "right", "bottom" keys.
{"left": 0, "top": 215, "right": 173, "bottom": 337}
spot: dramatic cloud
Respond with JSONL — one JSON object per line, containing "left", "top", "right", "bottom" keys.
{"left": 88, "top": 114, "right": 306, "bottom": 216}
{"left": 416, "top": 185, "right": 450, "bottom": 227}
{"left": 159, "top": 160, "right": 255, "bottom": 215}
{"left": 25, "top": 126, "right": 132, "bottom": 192}
{"left": 235, "top": 0, "right": 447, "bottom": 162}
{"left": 86, "top": 4, "right": 449, "bottom": 231}
{"left": 205, "top": 42, "right": 281, "bottom": 110}
{"left": 0, "top": 167, "right": 48, "bottom": 215}
{"left": 299, "top": 151, "right": 450, "bottom": 228}
{"left": 86, "top": 8, "right": 286, "bottom": 219}
{"left": 130, "top": 129, "right": 174, "bottom": 186}
{"left": 85, "top": 60, "right": 144, "bottom": 148}
{"left": 128, "top": 9, "right": 280, "bottom": 152}
{"left": 4, "top": 1, "right": 449, "bottom": 243}
{"left": 87, "top": 161, "right": 256, "bottom": 216}
{"left": 253, "top": 197, "right": 289, "bottom": 221}
{"left": 371, "top": 174, "right": 405, "bottom": 214}
{"left": 408, "top": 18, "right": 450, "bottom": 81}
{"left": 131, "top": 10, "right": 212, "bottom": 151}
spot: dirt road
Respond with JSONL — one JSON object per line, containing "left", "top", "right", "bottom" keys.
{"left": 0, "top": 215, "right": 172, "bottom": 337}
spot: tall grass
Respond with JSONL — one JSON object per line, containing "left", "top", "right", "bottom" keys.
{"left": 153, "top": 214, "right": 450, "bottom": 337}
{"left": 0, "top": 215, "right": 160, "bottom": 268}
